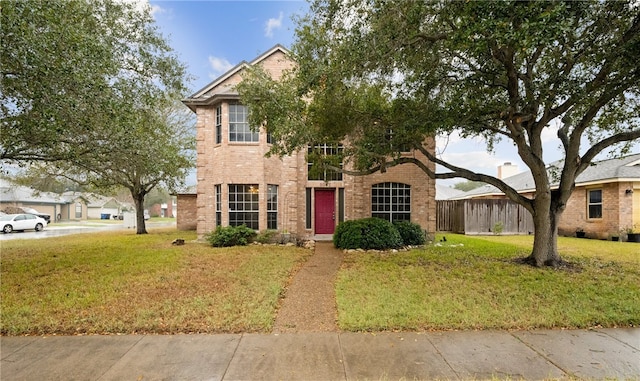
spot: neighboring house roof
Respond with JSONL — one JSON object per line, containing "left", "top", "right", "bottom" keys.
{"left": 435, "top": 184, "right": 465, "bottom": 200}
{"left": 453, "top": 153, "right": 640, "bottom": 199}
{"left": 0, "top": 179, "right": 67, "bottom": 205}
{"left": 173, "top": 185, "right": 196, "bottom": 196}
{"left": 183, "top": 44, "right": 290, "bottom": 111}
{"left": 61, "top": 191, "right": 124, "bottom": 209}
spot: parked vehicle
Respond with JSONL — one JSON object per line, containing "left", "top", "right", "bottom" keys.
{"left": 1, "top": 214, "right": 48, "bottom": 233}
{"left": 21, "top": 207, "right": 51, "bottom": 224}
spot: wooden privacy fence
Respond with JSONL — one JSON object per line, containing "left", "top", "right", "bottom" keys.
{"left": 437, "top": 199, "right": 534, "bottom": 235}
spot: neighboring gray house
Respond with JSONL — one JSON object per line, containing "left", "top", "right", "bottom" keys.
{"left": 448, "top": 153, "right": 640, "bottom": 239}
{"left": 0, "top": 179, "right": 67, "bottom": 221}
{"left": 435, "top": 184, "right": 465, "bottom": 200}
{"left": 61, "top": 192, "right": 126, "bottom": 220}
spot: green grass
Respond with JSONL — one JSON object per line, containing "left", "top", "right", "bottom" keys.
{"left": 3, "top": 230, "right": 638, "bottom": 335}
{"left": 0, "top": 228, "right": 309, "bottom": 335}
{"left": 336, "top": 234, "right": 640, "bottom": 331}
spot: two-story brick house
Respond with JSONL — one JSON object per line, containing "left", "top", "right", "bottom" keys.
{"left": 181, "top": 45, "right": 436, "bottom": 240}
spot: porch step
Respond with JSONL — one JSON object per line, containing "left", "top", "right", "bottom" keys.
{"left": 312, "top": 234, "right": 333, "bottom": 242}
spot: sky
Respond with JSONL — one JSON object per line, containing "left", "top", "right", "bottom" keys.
{"left": 148, "top": 0, "right": 638, "bottom": 188}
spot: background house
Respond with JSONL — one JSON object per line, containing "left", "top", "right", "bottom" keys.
{"left": 0, "top": 179, "right": 67, "bottom": 221}
{"left": 147, "top": 197, "right": 176, "bottom": 218}
{"left": 59, "top": 193, "right": 90, "bottom": 220}
{"left": 181, "top": 45, "right": 437, "bottom": 239}
{"left": 85, "top": 194, "right": 124, "bottom": 219}
{"left": 61, "top": 192, "right": 128, "bottom": 220}
{"left": 442, "top": 153, "right": 640, "bottom": 240}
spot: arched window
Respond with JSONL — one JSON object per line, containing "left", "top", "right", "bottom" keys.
{"left": 371, "top": 182, "right": 411, "bottom": 222}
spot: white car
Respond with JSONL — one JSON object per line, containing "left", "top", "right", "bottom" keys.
{"left": 1, "top": 214, "right": 48, "bottom": 233}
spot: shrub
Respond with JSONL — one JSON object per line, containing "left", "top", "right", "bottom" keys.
{"left": 334, "top": 218, "right": 402, "bottom": 250}
{"left": 205, "top": 225, "right": 256, "bottom": 247}
{"left": 393, "top": 221, "right": 426, "bottom": 246}
{"left": 255, "top": 229, "right": 278, "bottom": 244}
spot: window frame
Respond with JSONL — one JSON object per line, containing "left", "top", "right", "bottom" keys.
{"left": 267, "top": 184, "right": 278, "bottom": 230}
{"left": 228, "top": 104, "right": 259, "bottom": 143}
{"left": 587, "top": 188, "right": 603, "bottom": 219}
{"left": 215, "top": 184, "right": 222, "bottom": 227}
{"left": 371, "top": 182, "right": 411, "bottom": 223}
{"left": 75, "top": 202, "right": 82, "bottom": 218}
{"left": 215, "top": 105, "right": 222, "bottom": 144}
{"left": 307, "top": 143, "right": 344, "bottom": 181}
{"left": 228, "top": 184, "right": 259, "bottom": 230}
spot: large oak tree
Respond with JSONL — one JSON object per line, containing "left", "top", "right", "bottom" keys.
{"left": 1, "top": 0, "right": 193, "bottom": 233}
{"left": 238, "top": 0, "right": 640, "bottom": 266}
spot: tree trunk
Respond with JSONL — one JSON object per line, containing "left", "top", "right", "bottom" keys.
{"left": 527, "top": 204, "right": 562, "bottom": 267}
{"left": 133, "top": 192, "right": 148, "bottom": 235}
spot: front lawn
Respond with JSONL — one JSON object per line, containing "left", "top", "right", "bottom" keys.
{"left": 0, "top": 229, "right": 309, "bottom": 335}
{"left": 336, "top": 234, "right": 640, "bottom": 331}
{"left": 2, "top": 231, "right": 638, "bottom": 335}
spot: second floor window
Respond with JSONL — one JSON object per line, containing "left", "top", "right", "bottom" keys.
{"left": 307, "top": 144, "right": 343, "bottom": 181}
{"left": 215, "top": 105, "right": 222, "bottom": 144}
{"left": 229, "top": 104, "right": 258, "bottom": 143}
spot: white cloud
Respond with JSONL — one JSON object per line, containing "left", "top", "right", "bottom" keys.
{"left": 208, "top": 56, "right": 234, "bottom": 79}
{"left": 440, "top": 151, "right": 506, "bottom": 174}
{"left": 117, "top": 0, "right": 167, "bottom": 18}
{"left": 149, "top": 4, "right": 166, "bottom": 17}
{"left": 541, "top": 120, "right": 560, "bottom": 144}
{"left": 265, "top": 12, "right": 284, "bottom": 38}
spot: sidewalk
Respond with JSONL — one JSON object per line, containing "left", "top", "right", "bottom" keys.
{"left": 2, "top": 328, "right": 638, "bottom": 380}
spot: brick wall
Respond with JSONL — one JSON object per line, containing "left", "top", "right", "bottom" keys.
{"left": 559, "top": 182, "right": 635, "bottom": 239}
{"left": 189, "top": 47, "right": 437, "bottom": 239}
{"left": 176, "top": 194, "right": 197, "bottom": 231}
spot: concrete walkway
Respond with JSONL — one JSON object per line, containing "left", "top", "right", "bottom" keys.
{"left": 2, "top": 328, "right": 639, "bottom": 380}
{"left": 273, "top": 241, "right": 343, "bottom": 333}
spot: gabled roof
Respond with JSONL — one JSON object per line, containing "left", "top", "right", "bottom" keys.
{"left": 183, "top": 44, "right": 290, "bottom": 111}
{"left": 61, "top": 191, "right": 123, "bottom": 208}
{"left": 453, "top": 153, "right": 640, "bottom": 199}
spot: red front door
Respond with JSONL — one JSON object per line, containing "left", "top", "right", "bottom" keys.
{"left": 315, "top": 189, "right": 335, "bottom": 234}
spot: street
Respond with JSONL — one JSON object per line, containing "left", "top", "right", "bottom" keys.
{"left": 0, "top": 220, "right": 176, "bottom": 241}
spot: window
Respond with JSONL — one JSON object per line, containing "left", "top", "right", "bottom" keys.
{"left": 75, "top": 203, "right": 82, "bottom": 218}
{"left": 266, "top": 127, "right": 273, "bottom": 144}
{"left": 267, "top": 185, "right": 278, "bottom": 230}
{"left": 215, "top": 105, "right": 222, "bottom": 144}
{"left": 385, "top": 128, "right": 411, "bottom": 152}
{"left": 338, "top": 188, "right": 345, "bottom": 223}
{"left": 307, "top": 144, "right": 343, "bottom": 181}
{"left": 305, "top": 188, "right": 312, "bottom": 229}
{"left": 371, "top": 182, "right": 411, "bottom": 222}
{"left": 228, "top": 184, "right": 259, "bottom": 229}
{"left": 588, "top": 189, "right": 602, "bottom": 219}
{"left": 215, "top": 184, "right": 222, "bottom": 227}
{"left": 229, "top": 104, "right": 258, "bottom": 142}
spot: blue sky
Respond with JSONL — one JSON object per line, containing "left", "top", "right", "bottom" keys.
{"left": 149, "top": 0, "right": 308, "bottom": 92}
{"left": 148, "top": 1, "right": 637, "bottom": 188}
